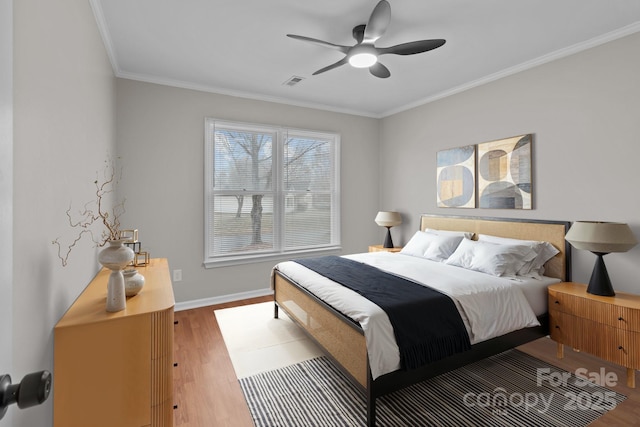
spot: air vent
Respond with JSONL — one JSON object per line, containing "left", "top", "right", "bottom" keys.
{"left": 282, "top": 75, "right": 305, "bottom": 87}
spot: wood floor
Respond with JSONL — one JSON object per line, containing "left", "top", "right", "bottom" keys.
{"left": 173, "top": 297, "right": 640, "bottom": 427}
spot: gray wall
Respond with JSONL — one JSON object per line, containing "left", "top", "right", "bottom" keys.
{"left": 115, "top": 79, "right": 380, "bottom": 303}
{"left": 12, "top": 0, "right": 116, "bottom": 425}
{"left": 379, "top": 32, "right": 640, "bottom": 293}
{"left": 1, "top": 0, "right": 13, "bottom": 425}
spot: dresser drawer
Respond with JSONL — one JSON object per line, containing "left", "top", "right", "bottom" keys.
{"left": 548, "top": 292, "right": 640, "bottom": 332}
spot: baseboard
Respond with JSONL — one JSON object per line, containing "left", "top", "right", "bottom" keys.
{"left": 175, "top": 288, "right": 273, "bottom": 311}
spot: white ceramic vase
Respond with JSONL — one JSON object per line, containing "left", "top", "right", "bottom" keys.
{"left": 123, "top": 268, "right": 145, "bottom": 297}
{"left": 98, "top": 239, "right": 135, "bottom": 312}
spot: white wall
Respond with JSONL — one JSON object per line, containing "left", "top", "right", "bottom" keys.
{"left": 115, "top": 79, "right": 381, "bottom": 303}
{"left": 380, "top": 32, "right": 640, "bottom": 293}
{"left": 0, "top": 0, "right": 13, "bottom": 425}
{"left": 12, "top": 0, "right": 116, "bottom": 425}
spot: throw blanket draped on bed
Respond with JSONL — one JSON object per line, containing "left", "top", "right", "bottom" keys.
{"left": 293, "top": 256, "right": 471, "bottom": 370}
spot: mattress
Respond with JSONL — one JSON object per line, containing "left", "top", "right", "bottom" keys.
{"left": 274, "top": 251, "right": 560, "bottom": 379}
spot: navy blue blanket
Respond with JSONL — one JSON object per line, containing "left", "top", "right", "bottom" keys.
{"left": 293, "top": 256, "right": 471, "bottom": 370}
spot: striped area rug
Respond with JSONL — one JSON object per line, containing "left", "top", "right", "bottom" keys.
{"left": 239, "top": 349, "right": 625, "bottom": 427}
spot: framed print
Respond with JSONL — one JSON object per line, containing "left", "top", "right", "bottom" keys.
{"left": 437, "top": 145, "right": 476, "bottom": 208}
{"left": 477, "top": 134, "right": 532, "bottom": 209}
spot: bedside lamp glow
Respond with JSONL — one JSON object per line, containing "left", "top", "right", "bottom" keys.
{"left": 565, "top": 221, "right": 637, "bottom": 296}
{"left": 375, "top": 211, "right": 402, "bottom": 248}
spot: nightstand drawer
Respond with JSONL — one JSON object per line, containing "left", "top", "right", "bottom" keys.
{"left": 548, "top": 291, "right": 577, "bottom": 314}
{"left": 549, "top": 310, "right": 580, "bottom": 348}
{"left": 586, "top": 322, "right": 640, "bottom": 369}
{"left": 609, "top": 306, "right": 640, "bottom": 332}
{"left": 552, "top": 311, "right": 640, "bottom": 369}
{"left": 548, "top": 291, "right": 640, "bottom": 332}
{"left": 368, "top": 245, "right": 402, "bottom": 253}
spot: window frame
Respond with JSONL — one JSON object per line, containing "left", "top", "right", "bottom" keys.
{"left": 204, "top": 118, "right": 341, "bottom": 268}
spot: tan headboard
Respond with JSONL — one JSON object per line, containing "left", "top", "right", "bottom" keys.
{"left": 419, "top": 214, "right": 571, "bottom": 281}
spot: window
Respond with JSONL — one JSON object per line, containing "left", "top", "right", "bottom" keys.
{"left": 204, "top": 118, "right": 340, "bottom": 267}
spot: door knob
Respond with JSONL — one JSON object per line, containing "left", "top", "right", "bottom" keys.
{"left": 0, "top": 371, "right": 52, "bottom": 420}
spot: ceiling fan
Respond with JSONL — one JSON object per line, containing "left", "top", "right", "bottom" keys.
{"left": 287, "top": 0, "right": 446, "bottom": 79}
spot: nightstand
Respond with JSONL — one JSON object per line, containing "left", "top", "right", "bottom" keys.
{"left": 548, "top": 282, "right": 640, "bottom": 388}
{"left": 368, "top": 245, "right": 402, "bottom": 253}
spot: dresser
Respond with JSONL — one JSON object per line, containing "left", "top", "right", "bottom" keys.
{"left": 54, "top": 258, "right": 175, "bottom": 427}
{"left": 548, "top": 282, "right": 640, "bottom": 388}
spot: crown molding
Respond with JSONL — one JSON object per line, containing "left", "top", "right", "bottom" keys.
{"left": 88, "top": 1, "right": 640, "bottom": 119}
{"left": 89, "top": 0, "right": 121, "bottom": 75}
{"left": 382, "top": 21, "right": 640, "bottom": 117}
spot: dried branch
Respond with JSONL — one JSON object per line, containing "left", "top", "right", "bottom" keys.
{"left": 52, "top": 158, "right": 126, "bottom": 266}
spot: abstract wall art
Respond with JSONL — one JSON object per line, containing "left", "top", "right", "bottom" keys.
{"left": 436, "top": 145, "right": 476, "bottom": 208}
{"left": 477, "top": 134, "right": 532, "bottom": 209}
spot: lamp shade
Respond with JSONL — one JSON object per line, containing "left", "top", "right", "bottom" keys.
{"left": 374, "top": 211, "right": 402, "bottom": 228}
{"left": 565, "top": 221, "right": 637, "bottom": 253}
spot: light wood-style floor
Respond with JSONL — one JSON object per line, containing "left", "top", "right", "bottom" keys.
{"left": 173, "top": 297, "right": 640, "bottom": 427}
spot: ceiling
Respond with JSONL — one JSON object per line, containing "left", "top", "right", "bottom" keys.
{"left": 92, "top": 0, "right": 640, "bottom": 118}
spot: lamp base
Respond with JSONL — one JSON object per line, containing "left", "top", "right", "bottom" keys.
{"left": 383, "top": 227, "right": 394, "bottom": 248}
{"left": 586, "top": 252, "right": 615, "bottom": 296}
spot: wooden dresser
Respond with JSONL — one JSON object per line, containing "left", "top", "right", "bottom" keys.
{"left": 548, "top": 282, "right": 640, "bottom": 388}
{"left": 54, "top": 258, "right": 175, "bottom": 427}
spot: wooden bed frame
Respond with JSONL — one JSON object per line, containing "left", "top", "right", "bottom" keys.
{"left": 273, "top": 215, "right": 571, "bottom": 426}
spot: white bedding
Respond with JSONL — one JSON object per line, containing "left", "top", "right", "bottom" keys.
{"left": 274, "top": 251, "right": 560, "bottom": 379}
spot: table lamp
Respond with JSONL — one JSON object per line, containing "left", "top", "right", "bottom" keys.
{"left": 375, "top": 211, "right": 402, "bottom": 248}
{"left": 565, "top": 221, "right": 637, "bottom": 296}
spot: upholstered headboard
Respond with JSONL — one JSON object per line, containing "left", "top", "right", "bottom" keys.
{"left": 419, "top": 214, "right": 571, "bottom": 281}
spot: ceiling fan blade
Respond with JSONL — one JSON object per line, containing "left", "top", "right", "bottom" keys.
{"left": 363, "top": 0, "right": 391, "bottom": 43}
{"left": 286, "top": 34, "right": 350, "bottom": 54}
{"left": 369, "top": 62, "right": 390, "bottom": 78}
{"left": 312, "top": 57, "right": 349, "bottom": 75}
{"left": 379, "top": 39, "right": 446, "bottom": 56}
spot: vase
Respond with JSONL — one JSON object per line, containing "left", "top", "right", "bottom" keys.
{"left": 98, "top": 239, "right": 135, "bottom": 312}
{"left": 123, "top": 268, "right": 145, "bottom": 297}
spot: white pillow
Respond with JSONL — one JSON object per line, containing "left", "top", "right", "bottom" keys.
{"left": 400, "top": 231, "right": 434, "bottom": 257}
{"left": 423, "top": 234, "right": 464, "bottom": 261}
{"left": 477, "top": 234, "right": 559, "bottom": 278}
{"left": 425, "top": 228, "right": 474, "bottom": 240}
{"left": 400, "top": 231, "right": 463, "bottom": 261}
{"left": 445, "top": 239, "right": 538, "bottom": 277}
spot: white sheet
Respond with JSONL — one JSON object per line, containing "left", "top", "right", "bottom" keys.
{"left": 274, "top": 252, "right": 559, "bottom": 379}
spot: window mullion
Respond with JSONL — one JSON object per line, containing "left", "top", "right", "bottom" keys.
{"left": 273, "top": 128, "right": 284, "bottom": 252}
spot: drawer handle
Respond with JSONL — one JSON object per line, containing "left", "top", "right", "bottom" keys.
{"left": 618, "top": 317, "right": 624, "bottom": 321}
{"left": 618, "top": 346, "right": 624, "bottom": 350}
{"left": 555, "top": 325, "right": 560, "bottom": 329}
{"left": 554, "top": 300, "right": 560, "bottom": 304}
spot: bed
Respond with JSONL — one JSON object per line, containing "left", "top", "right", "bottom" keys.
{"left": 272, "top": 214, "right": 571, "bottom": 426}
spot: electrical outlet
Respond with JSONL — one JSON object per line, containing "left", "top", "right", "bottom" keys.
{"left": 173, "top": 269, "right": 182, "bottom": 282}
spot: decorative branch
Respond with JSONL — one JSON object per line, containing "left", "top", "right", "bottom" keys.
{"left": 52, "top": 158, "right": 126, "bottom": 266}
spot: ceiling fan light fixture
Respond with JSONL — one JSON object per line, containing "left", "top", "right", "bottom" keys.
{"left": 349, "top": 52, "right": 378, "bottom": 68}
{"left": 348, "top": 44, "right": 379, "bottom": 68}
{"left": 288, "top": 0, "right": 445, "bottom": 78}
